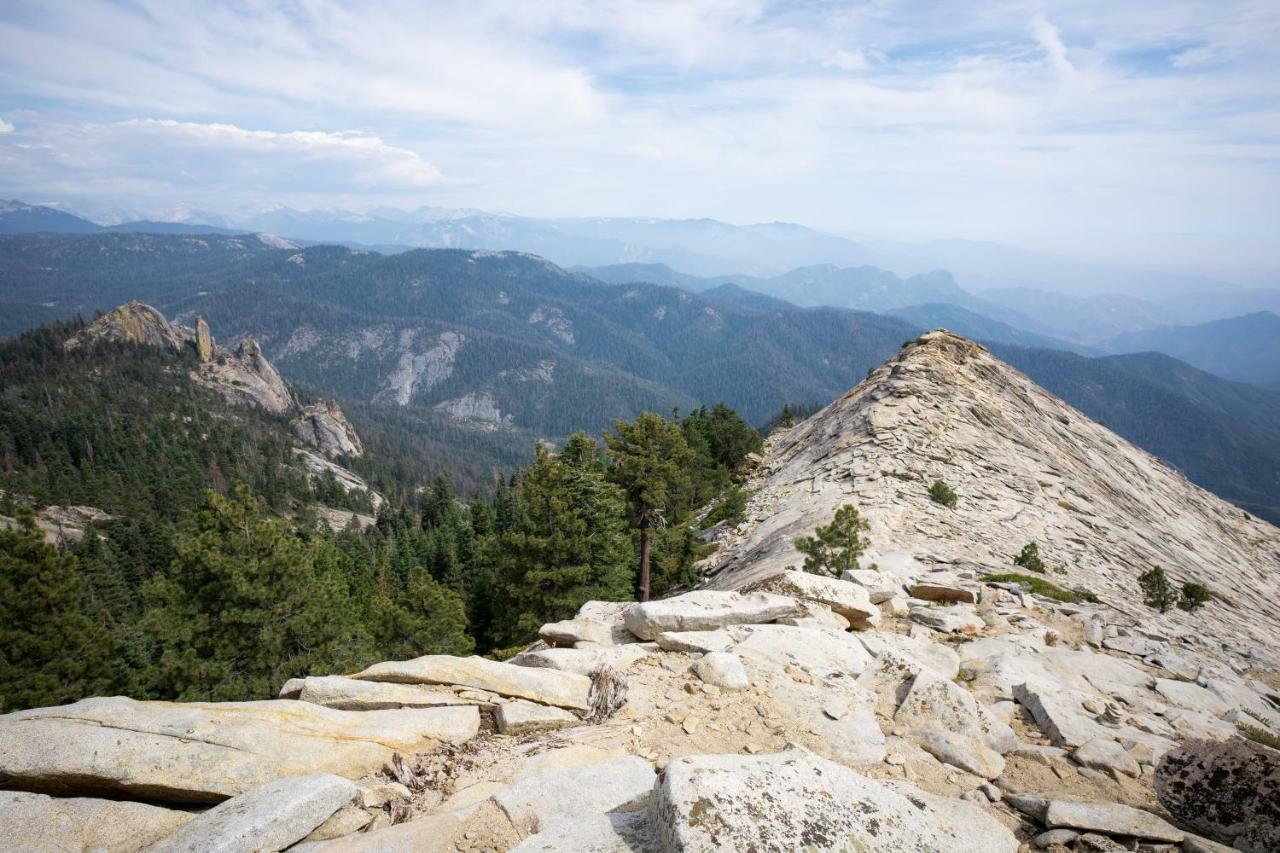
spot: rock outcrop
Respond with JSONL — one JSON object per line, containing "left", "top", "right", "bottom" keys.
{"left": 0, "top": 697, "right": 478, "bottom": 803}
{"left": 655, "top": 749, "right": 1017, "bottom": 852}
{"left": 703, "top": 330, "right": 1280, "bottom": 660}
{"left": 196, "top": 337, "right": 295, "bottom": 414}
{"left": 293, "top": 399, "right": 364, "bottom": 458}
{"left": 66, "top": 301, "right": 188, "bottom": 352}
{"left": 64, "top": 300, "right": 384, "bottom": 508}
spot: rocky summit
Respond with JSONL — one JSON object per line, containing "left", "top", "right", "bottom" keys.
{"left": 2, "top": 330, "right": 1279, "bottom": 852}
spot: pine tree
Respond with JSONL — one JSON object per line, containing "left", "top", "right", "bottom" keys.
{"left": 0, "top": 509, "right": 118, "bottom": 711}
{"left": 605, "top": 414, "right": 694, "bottom": 601}
{"left": 141, "top": 486, "right": 370, "bottom": 701}
{"left": 1138, "top": 566, "right": 1177, "bottom": 613}
{"left": 368, "top": 568, "right": 473, "bottom": 661}
{"left": 484, "top": 435, "right": 634, "bottom": 647}
{"left": 794, "top": 504, "right": 870, "bottom": 577}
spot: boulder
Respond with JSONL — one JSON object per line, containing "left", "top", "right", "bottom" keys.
{"left": 1040, "top": 647, "right": 1151, "bottom": 697}
{"left": 655, "top": 629, "right": 735, "bottom": 653}
{"left": 354, "top": 654, "right": 592, "bottom": 711}
{"left": 909, "top": 729, "right": 1005, "bottom": 779}
{"left": 692, "top": 652, "right": 750, "bottom": 690}
{"left": 1033, "top": 828, "right": 1080, "bottom": 849}
{"left": 0, "top": 791, "right": 193, "bottom": 853}
{"left": 1073, "top": 737, "right": 1140, "bottom": 778}
{"left": 0, "top": 696, "right": 478, "bottom": 803}
{"left": 509, "top": 645, "right": 653, "bottom": 677}
{"left": 770, "top": 678, "right": 887, "bottom": 767}
{"left": 496, "top": 700, "right": 581, "bottom": 735}
{"left": 293, "top": 812, "right": 462, "bottom": 852}
{"left": 858, "top": 632, "right": 961, "bottom": 679}
{"left": 729, "top": 623, "right": 872, "bottom": 677}
{"left": 908, "top": 604, "right": 985, "bottom": 634}
{"left": 747, "top": 569, "right": 880, "bottom": 628}
{"left": 296, "top": 676, "right": 479, "bottom": 710}
{"left": 895, "top": 671, "right": 1018, "bottom": 754}
{"left": 1013, "top": 682, "right": 1109, "bottom": 748}
{"left": 510, "top": 811, "right": 651, "bottom": 853}
{"left": 857, "top": 649, "right": 927, "bottom": 712}
{"left": 492, "top": 755, "right": 654, "bottom": 835}
{"left": 908, "top": 575, "right": 978, "bottom": 604}
{"left": 302, "top": 804, "right": 377, "bottom": 842}
{"left": 1154, "top": 678, "right": 1231, "bottom": 716}
{"left": 145, "top": 773, "right": 356, "bottom": 852}
{"left": 840, "top": 568, "right": 903, "bottom": 603}
{"left": 622, "top": 590, "right": 802, "bottom": 640}
{"left": 539, "top": 618, "right": 618, "bottom": 647}
{"left": 1154, "top": 737, "right": 1280, "bottom": 851}
{"left": 1043, "top": 800, "right": 1184, "bottom": 842}
{"left": 655, "top": 749, "right": 1017, "bottom": 852}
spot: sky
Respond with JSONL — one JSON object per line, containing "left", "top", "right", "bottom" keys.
{"left": 1, "top": 0, "right": 1278, "bottom": 270}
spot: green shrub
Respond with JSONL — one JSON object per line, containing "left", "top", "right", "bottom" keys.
{"left": 983, "top": 572, "right": 1083, "bottom": 603}
{"left": 1178, "top": 582, "right": 1211, "bottom": 612}
{"left": 703, "top": 484, "right": 747, "bottom": 528}
{"left": 1237, "top": 721, "right": 1280, "bottom": 751}
{"left": 1072, "top": 587, "right": 1100, "bottom": 603}
{"left": 1013, "top": 542, "right": 1046, "bottom": 574}
{"left": 1139, "top": 566, "right": 1177, "bottom": 613}
{"left": 794, "top": 504, "right": 869, "bottom": 577}
{"left": 929, "top": 479, "right": 957, "bottom": 508}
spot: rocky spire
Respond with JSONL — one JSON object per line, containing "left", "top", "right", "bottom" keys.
{"left": 194, "top": 316, "right": 214, "bottom": 362}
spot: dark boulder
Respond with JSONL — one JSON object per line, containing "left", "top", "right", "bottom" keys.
{"left": 1154, "top": 737, "right": 1280, "bottom": 852}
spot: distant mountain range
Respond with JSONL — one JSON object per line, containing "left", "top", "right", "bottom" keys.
{"left": 1101, "top": 312, "right": 1280, "bottom": 389}
{"left": 3, "top": 193, "right": 1277, "bottom": 389}
{"left": 2, "top": 231, "right": 1278, "bottom": 522}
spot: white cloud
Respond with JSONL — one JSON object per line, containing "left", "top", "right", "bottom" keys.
{"left": 0, "top": 1, "right": 1277, "bottom": 268}
{"left": 0, "top": 118, "right": 442, "bottom": 207}
{"left": 0, "top": 117, "right": 13, "bottom": 133}
{"left": 1171, "top": 44, "right": 1220, "bottom": 68}
{"left": 112, "top": 120, "right": 441, "bottom": 188}
{"left": 1030, "top": 15, "right": 1077, "bottom": 79}
{"left": 825, "top": 49, "right": 870, "bottom": 72}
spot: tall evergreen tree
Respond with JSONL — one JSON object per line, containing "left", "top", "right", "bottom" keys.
{"left": 484, "top": 434, "right": 634, "bottom": 647}
{"left": 141, "top": 486, "right": 370, "bottom": 701}
{"left": 0, "top": 510, "right": 118, "bottom": 711}
{"left": 605, "top": 413, "right": 693, "bottom": 601}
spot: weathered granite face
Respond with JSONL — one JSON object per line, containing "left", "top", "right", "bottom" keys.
{"left": 1155, "top": 737, "right": 1280, "bottom": 851}
{"left": 65, "top": 301, "right": 188, "bottom": 352}
{"left": 702, "top": 330, "right": 1280, "bottom": 659}
{"left": 293, "top": 400, "right": 364, "bottom": 458}
{"left": 194, "top": 336, "right": 295, "bottom": 414}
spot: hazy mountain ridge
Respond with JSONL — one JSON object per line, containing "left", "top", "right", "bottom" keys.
{"left": 1101, "top": 312, "right": 1280, "bottom": 389}
{"left": 4, "top": 233, "right": 1280, "bottom": 522}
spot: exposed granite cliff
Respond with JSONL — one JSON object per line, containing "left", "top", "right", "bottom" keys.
{"left": 703, "top": 330, "right": 1280, "bottom": 655}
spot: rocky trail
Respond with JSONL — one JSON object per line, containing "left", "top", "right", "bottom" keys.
{"left": 2, "top": 331, "right": 1278, "bottom": 851}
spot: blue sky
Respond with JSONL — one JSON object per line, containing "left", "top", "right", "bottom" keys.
{"left": 0, "top": 0, "right": 1277, "bottom": 269}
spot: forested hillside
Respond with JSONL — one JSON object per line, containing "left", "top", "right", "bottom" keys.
{"left": 4, "top": 233, "right": 1280, "bottom": 523}
{"left": 0, "top": 315, "right": 762, "bottom": 712}
{"left": 994, "top": 345, "right": 1280, "bottom": 523}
